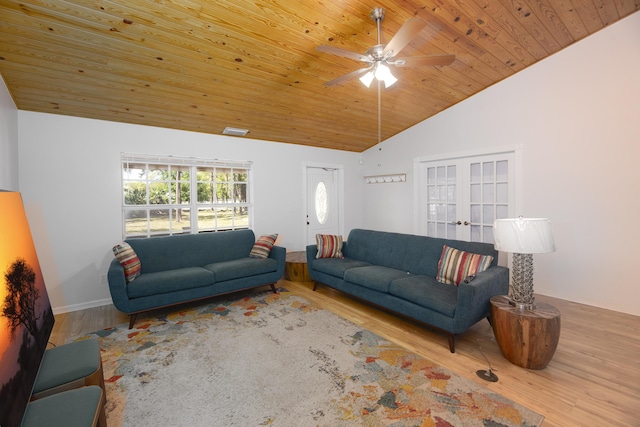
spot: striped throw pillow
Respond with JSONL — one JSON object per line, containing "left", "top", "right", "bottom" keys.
{"left": 249, "top": 234, "right": 278, "bottom": 259}
{"left": 112, "top": 242, "right": 141, "bottom": 283}
{"left": 436, "top": 245, "right": 494, "bottom": 286}
{"left": 316, "top": 234, "right": 344, "bottom": 259}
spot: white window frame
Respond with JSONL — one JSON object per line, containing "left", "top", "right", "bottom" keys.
{"left": 121, "top": 153, "right": 253, "bottom": 239}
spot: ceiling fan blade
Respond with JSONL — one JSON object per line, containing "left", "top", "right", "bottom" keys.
{"left": 323, "top": 67, "right": 372, "bottom": 87}
{"left": 316, "top": 45, "right": 371, "bottom": 62}
{"left": 394, "top": 54, "right": 456, "bottom": 67}
{"left": 383, "top": 18, "right": 428, "bottom": 58}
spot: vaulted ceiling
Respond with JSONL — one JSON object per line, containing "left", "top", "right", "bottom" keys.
{"left": 1, "top": 1, "right": 637, "bottom": 152}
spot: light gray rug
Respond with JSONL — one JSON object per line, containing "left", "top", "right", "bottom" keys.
{"left": 73, "top": 288, "right": 544, "bottom": 426}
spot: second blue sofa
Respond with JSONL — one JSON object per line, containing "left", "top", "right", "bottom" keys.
{"left": 307, "top": 229, "right": 509, "bottom": 352}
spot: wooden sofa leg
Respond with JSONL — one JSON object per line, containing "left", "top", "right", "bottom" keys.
{"left": 312, "top": 281, "right": 319, "bottom": 291}
{"left": 447, "top": 334, "right": 456, "bottom": 353}
{"left": 128, "top": 314, "right": 137, "bottom": 329}
{"left": 269, "top": 283, "right": 277, "bottom": 293}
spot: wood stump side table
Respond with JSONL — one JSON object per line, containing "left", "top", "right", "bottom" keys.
{"left": 284, "top": 251, "right": 312, "bottom": 283}
{"left": 490, "top": 295, "right": 561, "bottom": 370}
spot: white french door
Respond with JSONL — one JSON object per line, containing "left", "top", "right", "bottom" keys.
{"left": 305, "top": 166, "right": 341, "bottom": 245}
{"left": 418, "top": 152, "right": 515, "bottom": 243}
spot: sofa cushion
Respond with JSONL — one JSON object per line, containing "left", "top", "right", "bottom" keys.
{"left": 389, "top": 275, "right": 458, "bottom": 317}
{"left": 112, "top": 242, "right": 141, "bottom": 283}
{"left": 343, "top": 229, "right": 498, "bottom": 277}
{"left": 249, "top": 234, "right": 278, "bottom": 259}
{"left": 127, "top": 230, "right": 257, "bottom": 273}
{"left": 436, "top": 245, "right": 494, "bottom": 286}
{"left": 309, "top": 257, "right": 371, "bottom": 278}
{"left": 344, "top": 266, "right": 411, "bottom": 293}
{"left": 316, "top": 234, "right": 344, "bottom": 258}
{"left": 205, "top": 258, "right": 278, "bottom": 282}
{"left": 127, "top": 267, "right": 215, "bottom": 299}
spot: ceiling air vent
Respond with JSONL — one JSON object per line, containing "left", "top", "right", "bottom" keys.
{"left": 222, "top": 127, "right": 249, "bottom": 137}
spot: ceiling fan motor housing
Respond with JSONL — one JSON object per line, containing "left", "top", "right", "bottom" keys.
{"left": 370, "top": 7, "right": 385, "bottom": 22}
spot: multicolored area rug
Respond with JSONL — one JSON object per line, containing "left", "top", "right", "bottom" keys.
{"left": 72, "top": 288, "right": 543, "bottom": 426}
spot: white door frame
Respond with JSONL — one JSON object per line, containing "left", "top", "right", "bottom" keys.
{"left": 302, "top": 162, "right": 344, "bottom": 247}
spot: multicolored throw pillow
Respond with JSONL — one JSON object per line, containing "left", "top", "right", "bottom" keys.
{"left": 436, "top": 244, "right": 494, "bottom": 286}
{"left": 316, "top": 234, "right": 344, "bottom": 259}
{"left": 249, "top": 234, "right": 278, "bottom": 259}
{"left": 112, "top": 242, "right": 141, "bottom": 283}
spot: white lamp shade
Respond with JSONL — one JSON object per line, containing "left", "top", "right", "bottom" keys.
{"left": 493, "top": 218, "right": 555, "bottom": 254}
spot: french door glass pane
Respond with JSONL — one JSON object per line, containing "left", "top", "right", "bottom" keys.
{"left": 470, "top": 163, "right": 481, "bottom": 183}
{"left": 483, "top": 226, "right": 494, "bottom": 244}
{"left": 483, "top": 162, "right": 494, "bottom": 181}
{"left": 427, "top": 167, "right": 436, "bottom": 183}
{"left": 447, "top": 165, "right": 456, "bottom": 183}
{"left": 483, "top": 205, "right": 494, "bottom": 223}
{"left": 428, "top": 186, "right": 436, "bottom": 202}
{"left": 471, "top": 225, "right": 481, "bottom": 241}
{"left": 497, "top": 183, "right": 508, "bottom": 203}
{"left": 496, "top": 160, "right": 508, "bottom": 181}
{"left": 470, "top": 183, "right": 481, "bottom": 203}
{"left": 471, "top": 204, "right": 481, "bottom": 223}
{"left": 447, "top": 204, "right": 456, "bottom": 221}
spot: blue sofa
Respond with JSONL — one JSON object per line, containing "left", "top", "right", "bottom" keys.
{"left": 108, "top": 229, "right": 285, "bottom": 328}
{"left": 306, "top": 229, "right": 509, "bottom": 352}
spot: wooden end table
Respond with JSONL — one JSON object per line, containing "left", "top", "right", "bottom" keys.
{"left": 284, "top": 251, "right": 312, "bottom": 283}
{"left": 490, "top": 295, "right": 561, "bottom": 370}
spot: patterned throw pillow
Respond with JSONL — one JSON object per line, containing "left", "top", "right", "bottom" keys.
{"left": 316, "top": 234, "right": 344, "bottom": 259}
{"left": 249, "top": 234, "right": 278, "bottom": 259}
{"left": 436, "top": 244, "right": 494, "bottom": 286}
{"left": 112, "top": 242, "right": 141, "bottom": 283}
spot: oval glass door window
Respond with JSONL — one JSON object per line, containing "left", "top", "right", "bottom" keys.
{"left": 315, "top": 181, "right": 328, "bottom": 224}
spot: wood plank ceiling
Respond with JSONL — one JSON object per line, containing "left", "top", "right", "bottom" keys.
{"left": 1, "top": 1, "right": 638, "bottom": 152}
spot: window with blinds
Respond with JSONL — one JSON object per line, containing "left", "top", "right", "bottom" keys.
{"left": 121, "top": 154, "right": 252, "bottom": 238}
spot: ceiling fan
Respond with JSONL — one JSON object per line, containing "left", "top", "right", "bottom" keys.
{"left": 317, "top": 8, "right": 455, "bottom": 88}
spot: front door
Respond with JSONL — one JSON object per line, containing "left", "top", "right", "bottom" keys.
{"left": 306, "top": 166, "right": 340, "bottom": 245}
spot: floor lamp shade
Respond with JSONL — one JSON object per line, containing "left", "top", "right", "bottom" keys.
{"left": 493, "top": 218, "right": 555, "bottom": 309}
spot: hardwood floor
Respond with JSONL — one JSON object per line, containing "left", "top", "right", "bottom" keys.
{"left": 51, "top": 280, "right": 640, "bottom": 426}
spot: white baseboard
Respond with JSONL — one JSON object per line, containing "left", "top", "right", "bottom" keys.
{"left": 52, "top": 297, "right": 114, "bottom": 315}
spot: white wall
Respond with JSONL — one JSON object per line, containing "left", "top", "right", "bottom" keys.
{"left": 17, "top": 113, "right": 362, "bottom": 313}
{"left": 361, "top": 12, "right": 640, "bottom": 316}
{"left": 0, "top": 75, "right": 18, "bottom": 191}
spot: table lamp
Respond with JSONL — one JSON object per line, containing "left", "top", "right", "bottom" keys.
{"left": 493, "top": 217, "right": 555, "bottom": 310}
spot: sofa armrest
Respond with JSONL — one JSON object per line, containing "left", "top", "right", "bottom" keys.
{"left": 454, "top": 265, "right": 509, "bottom": 333}
{"left": 269, "top": 245, "right": 287, "bottom": 276}
{"left": 306, "top": 244, "right": 316, "bottom": 265}
{"left": 107, "top": 258, "right": 131, "bottom": 313}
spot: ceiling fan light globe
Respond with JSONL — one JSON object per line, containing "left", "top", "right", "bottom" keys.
{"left": 374, "top": 63, "right": 390, "bottom": 80}
{"left": 359, "top": 71, "right": 375, "bottom": 87}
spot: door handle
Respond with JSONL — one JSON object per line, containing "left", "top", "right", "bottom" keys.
{"left": 450, "top": 221, "right": 461, "bottom": 225}
{"left": 464, "top": 221, "right": 470, "bottom": 226}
